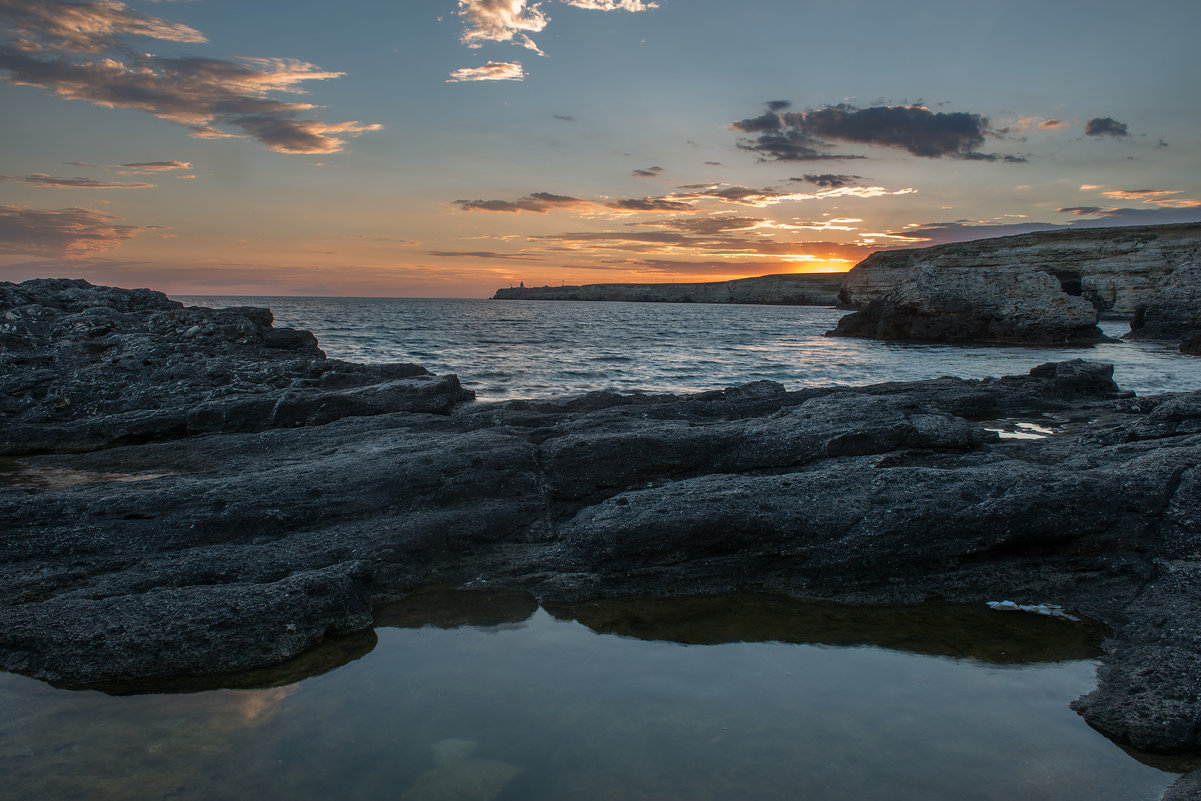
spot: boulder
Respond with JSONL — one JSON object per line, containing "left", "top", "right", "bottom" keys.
{"left": 826, "top": 266, "right": 1104, "bottom": 345}
{"left": 1126, "top": 262, "right": 1201, "bottom": 348}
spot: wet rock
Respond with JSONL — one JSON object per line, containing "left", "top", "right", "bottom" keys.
{"left": 1161, "top": 768, "right": 1201, "bottom": 801}
{"left": 827, "top": 266, "right": 1105, "bottom": 345}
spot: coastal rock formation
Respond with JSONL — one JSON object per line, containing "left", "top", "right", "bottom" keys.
{"left": 826, "top": 266, "right": 1105, "bottom": 345}
{"left": 1126, "top": 262, "right": 1201, "bottom": 351}
{"left": 839, "top": 222, "right": 1201, "bottom": 317}
{"left": 0, "top": 278, "right": 472, "bottom": 455}
{"left": 492, "top": 272, "right": 843, "bottom": 305}
{"left": 2, "top": 283, "right": 1201, "bottom": 791}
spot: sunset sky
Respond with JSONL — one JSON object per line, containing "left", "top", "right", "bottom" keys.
{"left": 1, "top": 0, "right": 1199, "bottom": 297}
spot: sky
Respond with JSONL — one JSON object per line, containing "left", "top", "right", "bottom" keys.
{"left": 1, "top": 0, "right": 1199, "bottom": 297}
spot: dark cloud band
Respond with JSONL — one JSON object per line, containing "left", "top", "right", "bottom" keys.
{"left": 734, "top": 102, "right": 1024, "bottom": 162}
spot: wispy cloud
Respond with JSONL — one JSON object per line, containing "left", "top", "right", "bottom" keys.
{"left": 560, "top": 0, "right": 657, "bottom": 10}
{"left": 0, "top": 0, "right": 379, "bottom": 153}
{"left": 0, "top": 0, "right": 205, "bottom": 52}
{"left": 606, "top": 197, "right": 695, "bottom": 211}
{"left": 632, "top": 166, "right": 664, "bottom": 178}
{"left": 114, "top": 160, "right": 191, "bottom": 174}
{"left": 457, "top": 0, "right": 549, "bottom": 52}
{"left": 453, "top": 182, "right": 916, "bottom": 216}
{"left": 1100, "top": 188, "right": 1182, "bottom": 201}
{"left": 0, "top": 204, "right": 151, "bottom": 257}
{"left": 790, "top": 173, "right": 861, "bottom": 188}
{"left": 1087, "top": 186, "right": 1201, "bottom": 209}
{"left": 453, "top": 192, "right": 588, "bottom": 212}
{"left": 0, "top": 172, "right": 156, "bottom": 189}
{"left": 732, "top": 102, "right": 1025, "bottom": 162}
{"left": 452, "top": 0, "right": 657, "bottom": 80}
{"left": 428, "top": 250, "right": 544, "bottom": 260}
{"left": 1085, "top": 117, "right": 1128, "bottom": 137}
{"left": 447, "top": 61, "right": 526, "bottom": 82}
{"left": 674, "top": 183, "right": 917, "bottom": 207}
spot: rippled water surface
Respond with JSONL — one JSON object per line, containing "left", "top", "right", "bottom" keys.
{"left": 177, "top": 297, "right": 1201, "bottom": 399}
{"left": 0, "top": 591, "right": 1184, "bottom": 801}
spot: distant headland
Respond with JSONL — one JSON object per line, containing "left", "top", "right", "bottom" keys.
{"left": 492, "top": 272, "right": 845, "bottom": 305}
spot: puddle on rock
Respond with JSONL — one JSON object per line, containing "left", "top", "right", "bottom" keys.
{"left": 983, "top": 417, "right": 1060, "bottom": 440}
{"left": 0, "top": 588, "right": 1186, "bottom": 801}
{"left": 0, "top": 458, "right": 172, "bottom": 489}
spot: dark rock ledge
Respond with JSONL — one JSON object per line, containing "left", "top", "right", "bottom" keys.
{"left": 2, "top": 280, "right": 1201, "bottom": 789}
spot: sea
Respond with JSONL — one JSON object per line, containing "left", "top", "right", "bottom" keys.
{"left": 177, "top": 296, "right": 1201, "bottom": 399}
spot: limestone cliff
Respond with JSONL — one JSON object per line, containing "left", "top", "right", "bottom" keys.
{"left": 839, "top": 222, "right": 1201, "bottom": 317}
{"left": 493, "top": 273, "right": 844, "bottom": 305}
{"left": 1126, "top": 262, "right": 1201, "bottom": 348}
{"left": 827, "top": 266, "right": 1105, "bottom": 345}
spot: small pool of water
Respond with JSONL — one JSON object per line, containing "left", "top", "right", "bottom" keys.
{"left": 0, "top": 590, "right": 1184, "bottom": 801}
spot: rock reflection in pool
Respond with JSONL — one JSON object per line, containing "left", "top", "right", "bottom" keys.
{"left": 0, "top": 588, "right": 1182, "bottom": 801}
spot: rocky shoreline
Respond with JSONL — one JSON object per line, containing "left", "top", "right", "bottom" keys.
{"left": 2, "top": 279, "right": 1201, "bottom": 797}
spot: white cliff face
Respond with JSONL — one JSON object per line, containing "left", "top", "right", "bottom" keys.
{"left": 840, "top": 222, "right": 1201, "bottom": 316}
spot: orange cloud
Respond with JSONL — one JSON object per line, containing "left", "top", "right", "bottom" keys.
{"left": 1100, "top": 189, "right": 1182, "bottom": 200}
{"left": 0, "top": 0, "right": 379, "bottom": 154}
{"left": 0, "top": 173, "right": 155, "bottom": 189}
{"left": 447, "top": 61, "right": 526, "bottom": 82}
{"left": 456, "top": 0, "right": 549, "bottom": 52}
{"left": 0, "top": 204, "right": 151, "bottom": 257}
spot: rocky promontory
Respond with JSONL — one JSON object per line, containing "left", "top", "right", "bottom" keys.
{"left": 492, "top": 272, "right": 844, "bottom": 305}
{"left": 839, "top": 222, "right": 1201, "bottom": 317}
{"left": 2, "top": 281, "right": 1201, "bottom": 795}
{"left": 826, "top": 266, "right": 1107, "bottom": 345}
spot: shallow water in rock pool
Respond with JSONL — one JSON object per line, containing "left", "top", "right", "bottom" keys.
{"left": 0, "top": 591, "right": 1187, "bottom": 801}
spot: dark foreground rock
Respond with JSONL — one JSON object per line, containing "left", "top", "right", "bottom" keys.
{"left": 827, "top": 266, "right": 1107, "bottom": 345}
{"left": 2, "top": 283, "right": 1201, "bottom": 790}
{"left": 0, "top": 279, "right": 472, "bottom": 454}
